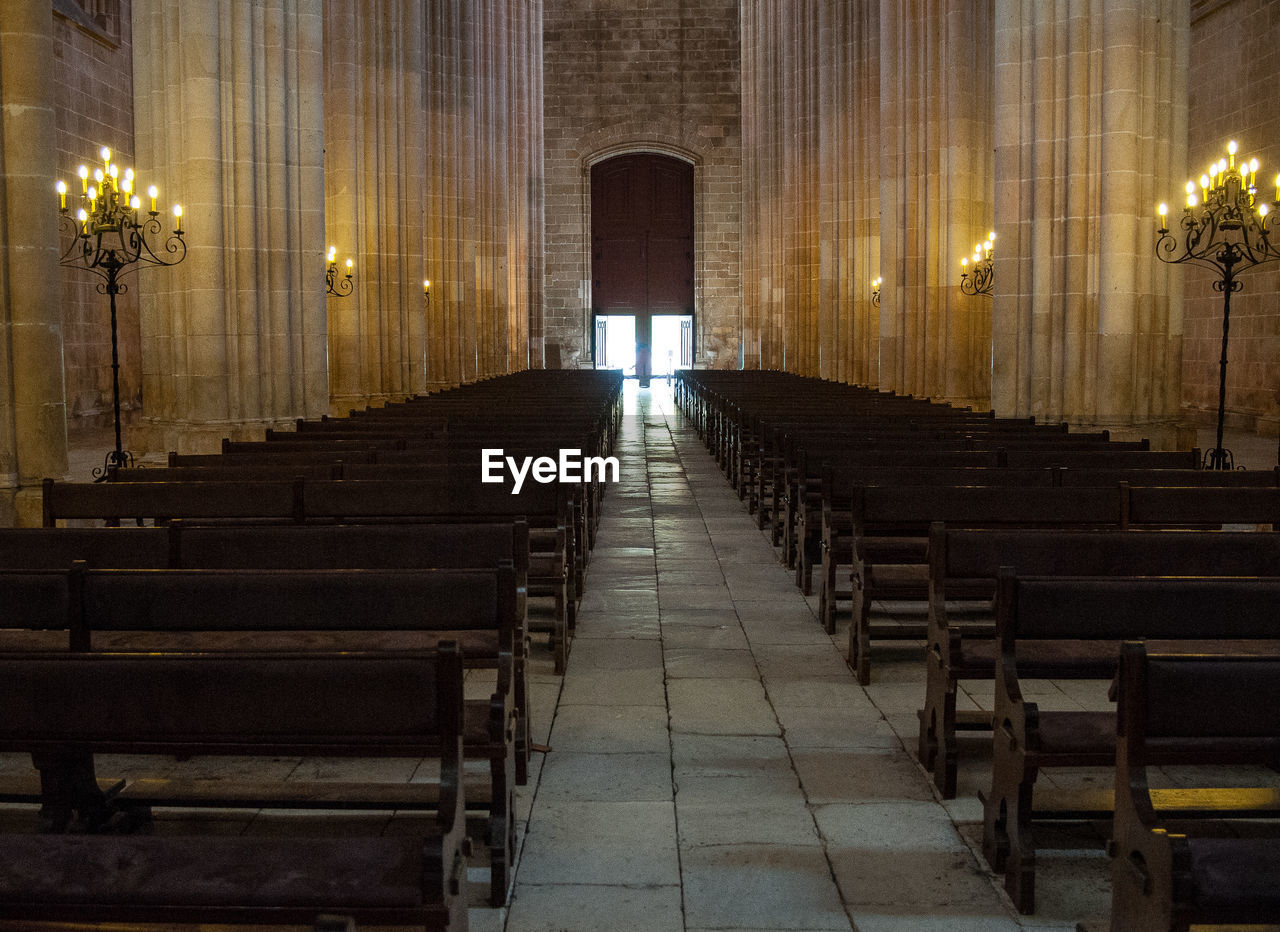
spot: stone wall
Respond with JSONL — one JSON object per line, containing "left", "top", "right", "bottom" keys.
{"left": 542, "top": 0, "right": 741, "bottom": 369}
{"left": 1185, "top": 0, "right": 1280, "bottom": 438}
{"left": 52, "top": 0, "right": 137, "bottom": 427}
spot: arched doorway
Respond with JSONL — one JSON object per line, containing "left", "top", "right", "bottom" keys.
{"left": 590, "top": 153, "right": 694, "bottom": 386}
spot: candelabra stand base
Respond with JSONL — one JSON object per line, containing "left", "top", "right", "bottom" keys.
{"left": 92, "top": 448, "right": 134, "bottom": 482}
{"left": 1202, "top": 446, "right": 1236, "bottom": 471}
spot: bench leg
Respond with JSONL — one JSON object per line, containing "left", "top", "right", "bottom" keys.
{"left": 846, "top": 584, "right": 872, "bottom": 686}
{"left": 819, "top": 547, "right": 835, "bottom": 634}
{"left": 983, "top": 763, "right": 1038, "bottom": 914}
{"left": 515, "top": 653, "right": 530, "bottom": 786}
{"left": 31, "top": 751, "right": 144, "bottom": 834}
{"left": 552, "top": 586, "right": 568, "bottom": 676}
{"left": 487, "top": 737, "right": 517, "bottom": 907}
{"left": 781, "top": 500, "right": 797, "bottom": 568}
{"left": 918, "top": 650, "right": 959, "bottom": 799}
{"left": 795, "top": 528, "right": 816, "bottom": 596}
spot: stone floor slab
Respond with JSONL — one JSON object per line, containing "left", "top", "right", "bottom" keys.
{"left": 680, "top": 844, "right": 852, "bottom": 930}
{"left": 516, "top": 800, "right": 680, "bottom": 887}
{"left": 667, "top": 677, "right": 781, "bottom": 735}
{"left": 505, "top": 882, "right": 684, "bottom": 932}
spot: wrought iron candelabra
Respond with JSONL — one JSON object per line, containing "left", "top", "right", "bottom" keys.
{"left": 57, "top": 147, "right": 186, "bottom": 479}
{"left": 960, "top": 232, "right": 995, "bottom": 296}
{"left": 326, "top": 245, "right": 354, "bottom": 297}
{"left": 870, "top": 277, "right": 881, "bottom": 308}
{"left": 1157, "top": 140, "right": 1280, "bottom": 469}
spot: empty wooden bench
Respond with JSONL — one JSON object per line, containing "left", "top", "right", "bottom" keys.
{"left": 1109, "top": 643, "right": 1280, "bottom": 931}
{"left": 42, "top": 476, "right": 576, "bottom": 674}
{"left": 919, "top": 524, "right": 1280, "bottom": 798}
{"left": 0, "top": 563, "right": 516, "bottom": 907}
{"left": 846, "top": 483, "right": 1280, "bottom": 686}
{"left": 981, "top": 572, "right": 1280, "bottom": 913}
{"left": 0, "top": 520, "right": 535, "bottom": 786}
{"left": 0, "top": 649, "right": 468, "bottom": 930}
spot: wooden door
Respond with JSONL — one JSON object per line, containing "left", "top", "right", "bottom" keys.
{"left": 591, "top": 153, "right": 694, "bottom": 384}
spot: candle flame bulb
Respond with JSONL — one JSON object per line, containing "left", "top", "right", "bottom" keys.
{"left": 148, "top": 185, "right": 158, "bottom": 212}
{"left": 100, "top": 146, "right": 111, "bottom": 163}
{"left": 987, "top": 231, "right": 995, "bottom": 243}
{"left": 345, "top": 258, "right": 353, "bottom": 271}
{"left": 424, "top": 279, "right": 431, "bottom": 292}
{"left": 172, "top": 204, "right": 182, "bottom": 231}
{"left": 961, "top": 257, "right": 968, "bottom": 268}
{"left": 327, "top": 245, "right": 336, "bottom": 263}
{"left": 55, "top": 180, "right": 67, "bottom": 210}
{"left": 87, "top": 185, "right": 97, "bottom": 201}
{"left": 130, "top": 195, "right": 140, "bottom": 210}
{"left": 1186, "top": 180, "right": 1196, "bottom": 195}
{"left": 108, "top": 163, "right": 118, "bottom": 180}
{"left": 76, "top": 208, "right": 87, "bottom": 222}
{"left": 1187, "top": 193, "right": 1198, "bottom": 209}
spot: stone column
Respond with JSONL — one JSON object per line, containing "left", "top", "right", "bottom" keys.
{"left": 0, "top": 0, "right": 68, "bottom": 526}
{"left": 879, "top": 0, "right": 994, "bottom": 406}
{"left": 324, "top": 0, "right": 429, "bottom": 413}
{"left": 132, "top": 0, "right": 327, "bottom": 452}
{"left": 992, "top": 0, "right": 1187, "bottom": 431}
{"left": 848, "top": 0, "right": 881, "bottom": 388}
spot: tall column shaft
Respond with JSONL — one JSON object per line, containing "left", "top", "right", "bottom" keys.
{"left": 0, "top": 0, "right": 68, "bottom": 526}
{"left": 879, "top": 0, "right": 993, "bottom": 406}
{"left": 133, "top": 0, "right": 327, "bottom": 453}
{"left": 992, "top": 0, "right": 1186, "bottom": 427}
{"left": 325, "top": 0, "right": 428, "bottom": 413}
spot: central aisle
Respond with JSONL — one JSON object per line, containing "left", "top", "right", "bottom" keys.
{"left": 498, "top": 386, "right": 1084, "bottom": 932}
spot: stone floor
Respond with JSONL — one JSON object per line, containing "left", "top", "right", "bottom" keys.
{"left": 42, "top": 389, "right": 1280, "bottom": 931}
{"left": 495, "top": 384, "right": 1103, "bottom": 932}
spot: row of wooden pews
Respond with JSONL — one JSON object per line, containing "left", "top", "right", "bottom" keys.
{"left": 675, "top": 369, "right": 1280, "bottom": 928}
{"left": 0, "top": 369, "right": 623, "bottom": 928}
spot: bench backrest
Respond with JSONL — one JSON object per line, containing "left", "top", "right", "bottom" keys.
{"left": 43, "top": 477, "right": 569, "bottom": 527}
{"left": 931, "top": 525, "right": 1280, "bottom": 604}
{"left": 858, "top": 484, "right": 1125, "bottom": 528}
{"left": 1119, "top": 643, "right": 1280, "bottom": 749}
{"left": 171, "top": 521, "right": 530, "bottom": 575}
{"left": 0, "top": 649, "right": 462, "bottom": 760}
{"left": 0, "top": 565, "right": 514, "bottom": 654}
{"left": 997, "top": 572, "right": 1280, "bottom": 643}
{"left": 80, "top": 566, "right": 512, "bottom": 635}
{"left": 43, "top": 478, "right": 303, "bottom": 526}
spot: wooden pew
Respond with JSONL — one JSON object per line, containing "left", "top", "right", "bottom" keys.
{"left": 42, "top": 476, "right": 576, "bottom": 674}
{"left": 920, "top": 525, "right": 1280, "bottom": 798}
{"left": 981, "top": 572, "right": 1280, "bottom": 913}
{"left": 1109, "top": 643, "right": 1280, "bottom": 932}
{"left": 0, "top": 648, "right": 468, "bottom": 929}
{"left": 846, "top": 484, "right": 1280, "bottom": 686}
{"left": 0, "top": 563, "right": 517, "bottom": 907}
{"left": 815, "top": 465, "right": 1279, "bottom": 629}
{"left": 0, "top": 519, "right": 534, "bottom": 785}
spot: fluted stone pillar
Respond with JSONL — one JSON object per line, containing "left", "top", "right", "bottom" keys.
{"left": 324, "top": 0, "right": 429, "bottom": 413}
{"left": 0, "top": 0, "right": 68, "bottom": 526}
{"left": 992, "top": 0, "right": 1187, "bottom": 431}
{"left": 848, "top": 0, "right": 881, "bottom": 388}
{"left": 879, "top": 0, "right": 994, "bottom": 406}
{"left": 744, "top": 0, "right": 884, "bottom": 385}
{"left": 132, "top": 1, "right": 327, "bottom": 452}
